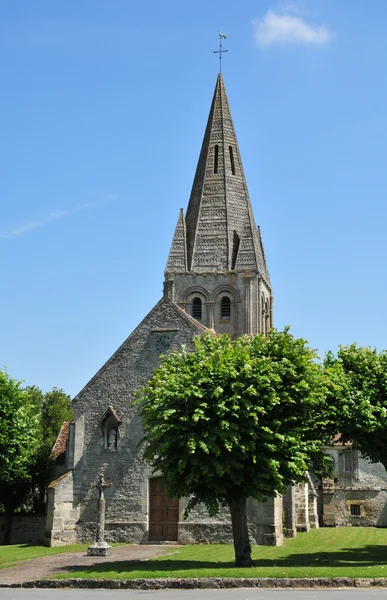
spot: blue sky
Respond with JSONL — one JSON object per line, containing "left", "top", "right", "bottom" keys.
{"left": 1, "top": 0, "right": 387, "bottom": 397}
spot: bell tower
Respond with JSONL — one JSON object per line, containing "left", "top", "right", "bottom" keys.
{"left": 164, "top": 74, "right": 272, "bottom": 336}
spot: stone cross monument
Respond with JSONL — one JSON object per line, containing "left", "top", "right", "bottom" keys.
{"left": 87, "top": 473, "right": 112, "bottom": 556}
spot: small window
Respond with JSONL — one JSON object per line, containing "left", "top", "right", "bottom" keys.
{"left": 221, "top": 296, "right": 231, "bottom": 319}
{"left": 214, "top": 145, "right": 219, "bottom": 174}
{"left": 344, "top": 450, "right": 354, "bottom": 473}
{"left": 192, "top": 297, "right": 202, "bottom": 320}
{"left": 229, "top": 146, "right": 235, "bottom": 175}
{"left": 312, "top": 459, "right": 321, "bottom": 472}
{"left": 350, "top": 504, "right": 361, "bottom": 516}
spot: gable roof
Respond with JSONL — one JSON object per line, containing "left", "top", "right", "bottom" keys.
{"left": 72, "top": 297, "right": 213, "bottom": 405}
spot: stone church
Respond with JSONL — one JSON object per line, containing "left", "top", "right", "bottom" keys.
{"left": 45, "top": 73, "right": 319, "bottom": 547}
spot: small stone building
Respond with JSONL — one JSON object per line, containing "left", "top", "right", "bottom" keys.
{"left": 45, "top": 73, "right": 317, "bottom": 547}
{"left": 313, "top": 440, "right": 387, "bottom": 527}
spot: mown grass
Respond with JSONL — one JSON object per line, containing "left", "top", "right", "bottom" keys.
{"left": 0, "top": 543, "right": 126, "bottom": 570}
{"left": 54, "top": 528, "right": 387, "bottom": 580}
{"left": 0, "top": 543, "right": 89, "bottom": 569}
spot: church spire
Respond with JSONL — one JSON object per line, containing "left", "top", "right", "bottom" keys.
{"left": 164, "top": 73, "right": 272, "bottom": 337}
{"left": 179, "top": 73, "right": 269, "bottom": 279}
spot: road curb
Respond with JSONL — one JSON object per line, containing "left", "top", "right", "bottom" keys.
{"left": 2, "top": 577, "right": 387, "bottom": 589}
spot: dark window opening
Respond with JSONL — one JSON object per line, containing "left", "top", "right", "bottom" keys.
{"left": 192, "top": 297, "right": 202, "bottom": 320}
{"left": 221, "top": 296, "right": 231, "bottom": 319}
{"left": 229, "top": 146, "right": 235, "bottom": 175}
{"left": 214, "top": 145, "right": 219, "bottom": 174}
{"left": 350, "top": 504, "right": 361, "bottom": 516}
{"left": 344, "top": 450, "right": 354, "bottom": 472}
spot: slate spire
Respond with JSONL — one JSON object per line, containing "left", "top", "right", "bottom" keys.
{"left": 165, "top": 73, "right": 269, "bottom": 283}
{"left": 165, "top": 209, "right": 187, "bottom": 272}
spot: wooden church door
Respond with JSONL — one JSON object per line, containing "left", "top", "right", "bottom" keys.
{"left": 149, "top": 477, "right": 179, "bottom": 541}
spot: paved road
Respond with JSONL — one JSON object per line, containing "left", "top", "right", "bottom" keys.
{"left": 1, "top": 590, "right": 386, "bottom": 600}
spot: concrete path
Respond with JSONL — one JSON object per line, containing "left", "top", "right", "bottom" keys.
{"left": 0, "top": 545, "right": 174, "bottom": 585}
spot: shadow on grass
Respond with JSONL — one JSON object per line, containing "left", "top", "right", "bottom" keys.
{"left": 56, "top": 545, "right": 387, "bottom": 575}
{"left": 5, "top": 544, "right": 35, "bottom": 549}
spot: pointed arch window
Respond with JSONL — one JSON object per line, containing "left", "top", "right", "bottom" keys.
{"left": 229, "top": 146, "right": 236, "bottom": 175}
{"left": 192, "top": 297, "right": 202, "bottom": 320}
{"left": 214, "top": 145, "right": 219, "bottom": 174}
{"left": 221, "top": 296, "right": 231, "bottom": 319}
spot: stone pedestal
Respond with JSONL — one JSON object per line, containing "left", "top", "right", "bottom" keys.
{"left": 87, "top": 540, "right": 112, "bottom": 556}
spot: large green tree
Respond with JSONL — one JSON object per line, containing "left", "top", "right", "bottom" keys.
{"left": 138, "top": 330, "right": 330, "bottom": 566}
{"left": 324, "top": 344, "right": 387, "bottom": 467}
{"left": 0, "top": 370, "right": 39, "bottom": 544}
{"left": 26, "top": 386, "right": 73, "bottom": 511}
{"left": 0, "top": 375, "right": 73, "bottom": 543}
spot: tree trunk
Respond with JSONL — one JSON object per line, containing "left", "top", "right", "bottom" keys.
{"left": 4, "top": 509, "right": 13, "bottom": 545}
{"left": 229, "top": 497, "right": 253, "bottom": 567}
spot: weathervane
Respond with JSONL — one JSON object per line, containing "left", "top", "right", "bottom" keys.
{"left": 214, "top": 30, "right": 228, "bottom": 73}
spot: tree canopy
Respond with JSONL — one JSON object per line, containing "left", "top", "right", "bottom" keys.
{"left": 0, "top": 370, "right": 38, "bottom": 488}
{"left": 324, "top": 344, "right": 387, "bottom": 468}
{"left": 26, "top": 386, "right": 73, "bottom": 511}
{"left": 0, "top": 370, "right": 73, "bottom": 542}
{"left": 138, "top": 329, "right": 331, "bottom": 566}
{"left": 0, "top": 370, "right": 39, "bottom": 542}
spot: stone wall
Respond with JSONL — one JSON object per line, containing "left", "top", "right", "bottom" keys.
{"left": 45, "top": 471, "right": 80, "bottom": 546}
{"left": 283, "top": 486, "right": 297, "bottom": 538}
{"left": 46, "top": 299, "right": 221, "bottom": 546}
{"left": 0, "top": 515, "right": 45, "bottom": 545}
{"left": 178, "top": 495, "right": 283, "bottom": 546}
{"left": 46, "top": 297, "right": 298, "bottom": 547}
{"left": 322, "top": 447, "right": 387, "bottom": 527}
{"left": 69, "top": 300, "right": 201, "bottom": 543}
{"left": 294, "top": 483, "right": 310, "bottom": 532}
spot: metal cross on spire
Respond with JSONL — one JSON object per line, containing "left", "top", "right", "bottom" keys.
{"left": 213, "top": 30, "right": 228, "bottom": 73}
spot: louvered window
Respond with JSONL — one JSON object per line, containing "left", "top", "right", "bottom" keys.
{"left": 214, "top": 145, "right": 219, "bottom": 174}
{"left": 192, "top": 297, "right": 202, "bottom": 320}
{"left": 229, "top": 146, "right": 235, "bottom": 175}
{"left": 221, "top": 296, "right": 231, "bottom": 319}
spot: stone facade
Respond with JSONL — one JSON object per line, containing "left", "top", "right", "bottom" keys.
{"left": 315, "top": 444, "right": 387, "bottom": 527}
{"left": 45, "top": 297, "right": 306, "bottom": 546}
{"left": 45, "top": 73, "right": 319, "bottom": 547}
{"left": 45, "top": 471, "right": 79, "bottom": 546}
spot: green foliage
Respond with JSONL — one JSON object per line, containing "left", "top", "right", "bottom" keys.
{"left": 308, "top": 450, "right": 335, "bottom": 479}
{"left": 27, "top": 386, "right": 73, "bottom": 462}
{"left": 137, "top": 329, "right": 330, "bottom": 516}
{"left": 26, "top": 386, "right": 73, "bottom": 511}
{"left": 0, "top": 370, "right": 38, "bottom": 484}
{"left": 324, "top": 344, "right": 387, "bottom": 467}
{"left": 0, "top": 372, "right": 73, "bottom": 516}
{"left": 0, "top": 370, "right": 39, "bottom": 512}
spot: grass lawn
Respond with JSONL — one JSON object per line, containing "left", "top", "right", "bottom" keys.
{"left": 0, "top": 544, "right": 90, "bottom": 570}
{"left": 0, "top": 543, "right": 126, "bottom": 570}
{"left": 53, "top": 528, "right": 387, "bottom": 580}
